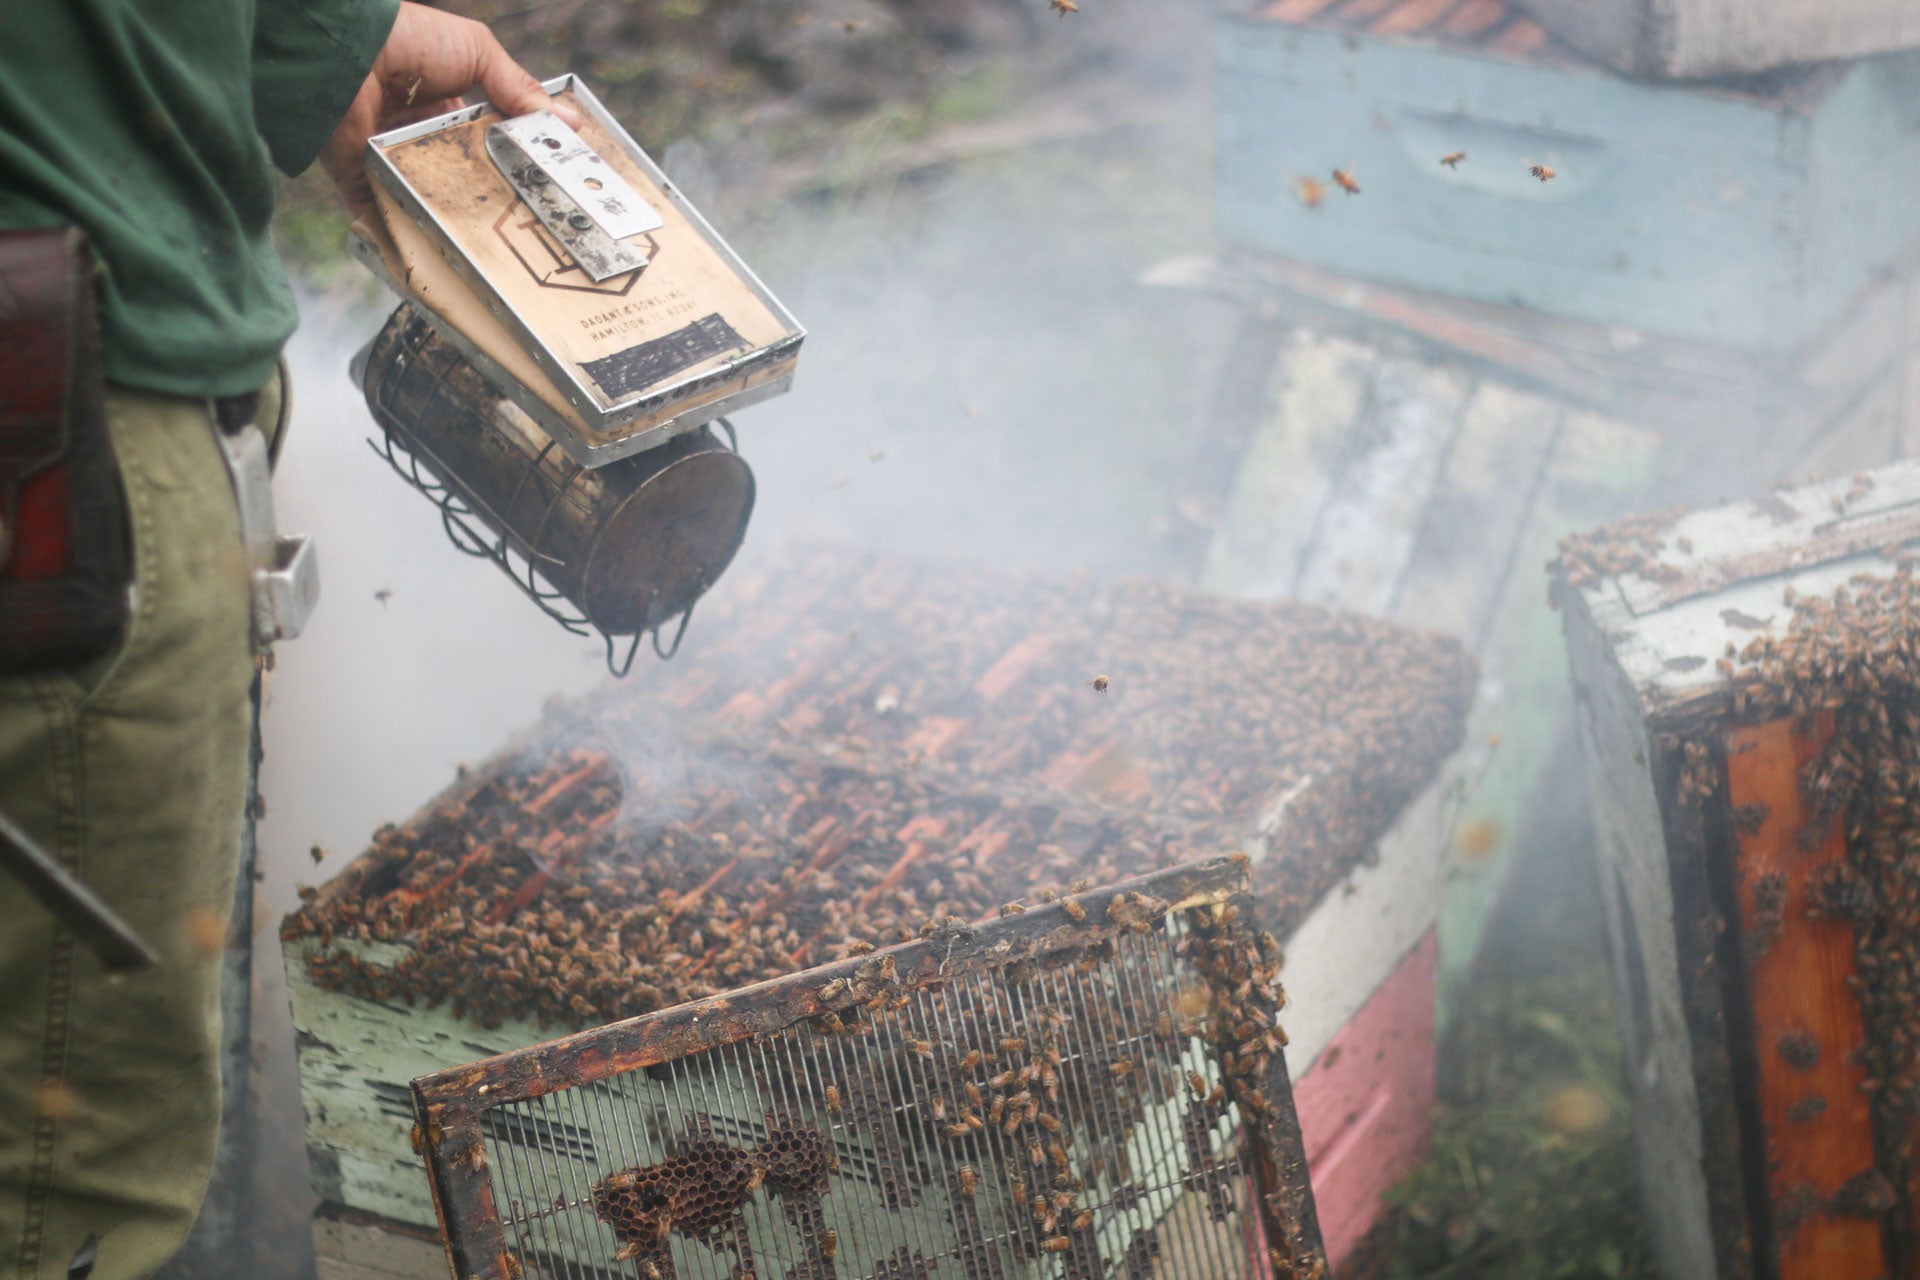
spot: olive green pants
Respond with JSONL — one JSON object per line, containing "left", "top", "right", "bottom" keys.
{"left": 0, "top": 377, "right": 278, "bottom": 1280}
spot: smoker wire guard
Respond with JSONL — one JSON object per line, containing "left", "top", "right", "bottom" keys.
{"left": 352, "top": 308, "right": 756, "bottom": 676}
{"left": 406, "top": 856, "right": 1328, "bottom": 1280}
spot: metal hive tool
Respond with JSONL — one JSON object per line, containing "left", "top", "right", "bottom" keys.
{"left": 410, "top": 857, "right": 1325, "bottom": 1280}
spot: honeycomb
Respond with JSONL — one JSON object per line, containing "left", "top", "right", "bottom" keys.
{"left": 759, "top": 1111, "right": 837, "bottom": 1198}
{"left": 591, "top": 1114, "right": 839, "bottom": 1275}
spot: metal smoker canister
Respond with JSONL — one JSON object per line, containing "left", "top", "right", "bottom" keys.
{"left": 353, "top": 306, "right": 755, "bottom": 669}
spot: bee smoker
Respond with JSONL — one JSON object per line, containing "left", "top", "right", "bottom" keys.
{"left": 352, "top": 306, "right": 755, "bottom": 674}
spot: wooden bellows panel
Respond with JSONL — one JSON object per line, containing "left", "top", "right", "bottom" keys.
{"left": 409, "top": 859, "right": 1326, "bottom": 1280}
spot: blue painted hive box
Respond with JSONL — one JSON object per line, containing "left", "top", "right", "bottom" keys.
{"left": 1215, "top": 0, "right": 1920, "bottom": 353}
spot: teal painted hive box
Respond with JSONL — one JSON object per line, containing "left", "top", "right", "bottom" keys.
{"left": 1215, "top": 0, "right": 1920, "bottom": 353}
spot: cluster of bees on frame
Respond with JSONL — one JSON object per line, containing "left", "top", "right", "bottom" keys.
{"left": 1605, "top": 530, "right": 1920, "bottom": 1231}
{"left": 565, "top": 886, "right": 1289, "bottom": 1280}
{"left": 1546, "top": 506, "right": 1688, "bottom": 607}
{"left": 285, "top": 555, "right": 1472, "bottom": 1039}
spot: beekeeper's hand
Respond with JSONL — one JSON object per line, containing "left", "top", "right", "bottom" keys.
{"left": 321, "top": 1, "right": 584, "bottom": 220}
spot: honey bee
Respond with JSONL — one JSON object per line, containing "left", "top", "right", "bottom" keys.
{"left": 1037, "top": 1112, "right": 1061, "bottom": 1133}
{"left": 932, "top": 1097, "right": 948, "bottom": 1121}
{"left": 1109, "top": 1058, "right": 1135, "bottom": 1078}
{"left": 1073, "top": 1210, "right": 1094, "bottom": 1232}
{"left": 820, "top": 1230, "right": 838, "bottom": 1261}
{"left": 1529, "top": 163, "right": 1555, "bottom": 182}
{"left": 998, "top": 901, "right": 1026, "bottom": 917}
{"left": 965, "top": 1082, "right": 983, "bottom": 1106}
{"left": 1043, "top": 1237, "right": 1072, "bottom": 1253}
{"left": 905, "top": 1036, "right": 934, "bottom": 1058}
{"left": 825, "top": 1085, "right": 842, "bottom": 1114}
{"left": 964, "top": 1112, "right": 985, "bottom": 1131}
{"left": 1439, "top": 151, "right": 1465, "bottom": 168}
{"left": 1050, "top": 0, "right": 1077, "bottom": 13}
{"left": 642, "top": 1261, "right": 662, "bottom": 1280}
{"left": 309, "top": 845, "right": 325, "bottom": 864}
{"left": 1188, "top": 1071, "right": 1208, "bottom": 1099}
{"left": 960, "top": 1048, "right": 983, "bottom": 1070}
{"left": 1295, "top": 176, "right": 1324, "bottom": 208}
{"left": 745, "top": 1165, "right": 766, "bottom": 1193}
{"left": 846, "top": 939, "right": 874, "bottom": 955}
{"left": 943, "top": 1123, "right": 972, "bottom": 1140}
{"left": 999, "top": 1036, "right": 1027, "bottom": 1053}
{"left": 1062, "top": 899, "right": 1087, "bottom": 922}
{"left": 1332, "top": 168, "right": 1360, "bottom": 195}
{"left": 958, "top": 1165, "right": 978, "bottom": 1196}
{"left": 1090, "top": 674, "right": 1110, "bottom": 693}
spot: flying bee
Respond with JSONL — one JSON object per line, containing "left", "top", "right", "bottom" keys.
{"left": 1062, "top": 899, "right": 1087, "bottom": 922}
{"left": 1295, "top": 176, "right": 1324, "bottom": 208}
{"left": 1090, "top": 674, "right": 1110, "bottom": 693}
{"left": 1050, "top": 0, "right": 1077, "bottom": 13}
{"left": 1332, "top": 168, "right": 1360, "bottom": 194}
{"left": 1439, "top": 151, "right": 1465, "bottom": 168}
{"left": 1529, "top": 163, "right": 1555, "bottom": 182}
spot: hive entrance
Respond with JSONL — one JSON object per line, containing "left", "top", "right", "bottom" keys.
{"left": 412, "top": 859, "right": 1322, "bottom": 1280}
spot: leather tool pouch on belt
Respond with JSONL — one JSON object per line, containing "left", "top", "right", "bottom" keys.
{"left": 0, "top": 227, "right": 128, "bottom": 669}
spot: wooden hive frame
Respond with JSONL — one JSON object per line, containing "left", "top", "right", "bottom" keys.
{"left": 408, "top": 858, "right": 1327, "bottom": 1280}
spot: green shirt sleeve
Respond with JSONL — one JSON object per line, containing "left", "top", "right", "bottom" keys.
{"left": 251, "top": 0, "right": 401, "bottom": 176}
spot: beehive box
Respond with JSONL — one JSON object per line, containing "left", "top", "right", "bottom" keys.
{"left": 1556, "top": 460, "right": 1920, "bottom": 1280}
{"left": 284, "top": 549, "right": 1476, "bottom": 1278}
{"left": 1215, "top": 0, "right": 1920, "bottom": 354}
{"left": 1512, "top": 0, "right": 1920, "bottom": 81}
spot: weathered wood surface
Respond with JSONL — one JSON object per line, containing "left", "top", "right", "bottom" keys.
{"left": 1203, "top": 323, "right": 1670, "bottom": 997}
{"left": 1725, "top": 716, "right": 1885, "bottom": 1280}
{"left": 1513, "top": 0, "right": 1920, "bottom": 80}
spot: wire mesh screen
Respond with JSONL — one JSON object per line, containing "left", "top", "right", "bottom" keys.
{"left": 412, "top": 857, "right": 1324, "bottom": 1280}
